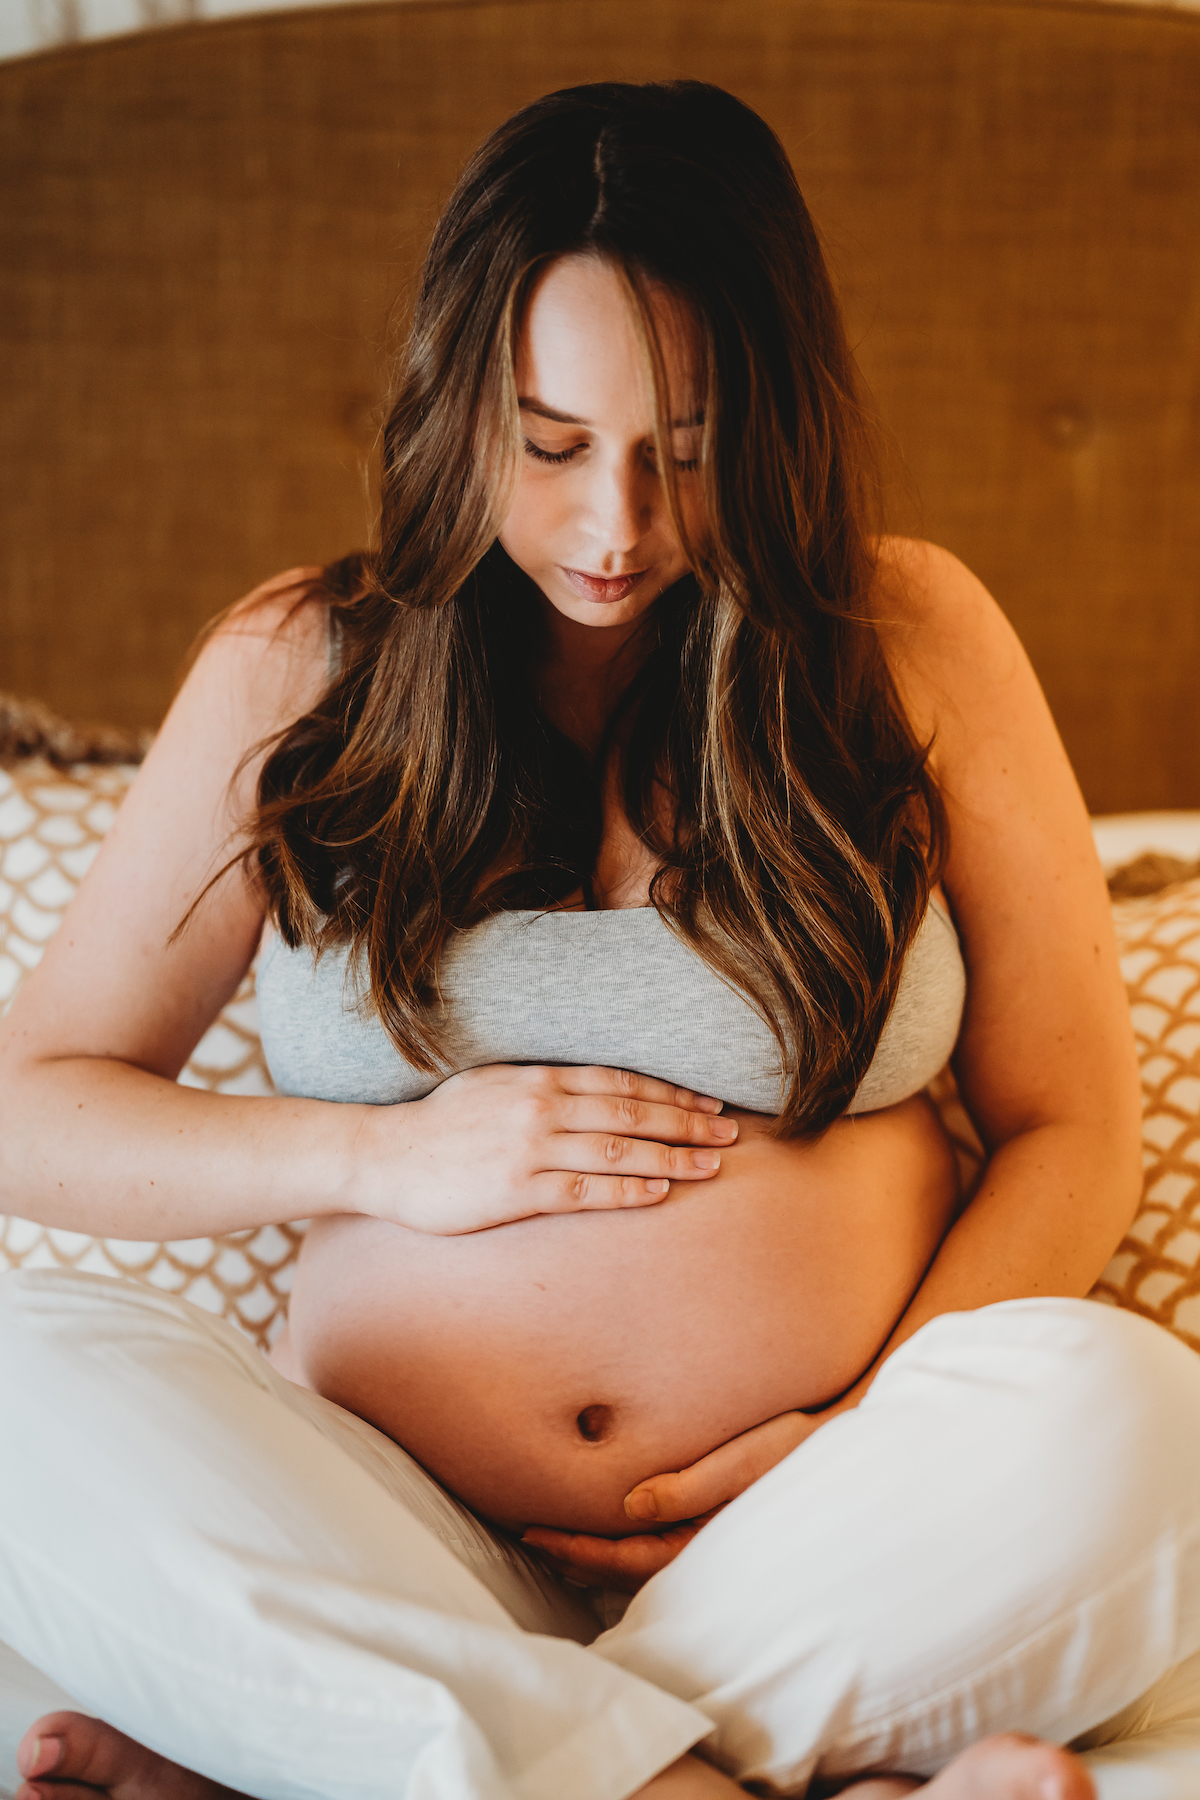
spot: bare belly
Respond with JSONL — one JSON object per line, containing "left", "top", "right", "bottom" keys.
{"left": 282, "top": 1095, "right": 959, "bottom": 1536}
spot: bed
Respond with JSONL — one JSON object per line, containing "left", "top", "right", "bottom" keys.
{"left": 1, "top": 0, "right": 1198, "bottom": 1791}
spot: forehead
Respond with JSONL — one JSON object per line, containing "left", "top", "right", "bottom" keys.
{"left": 513, "top": 254, "right": 699, "bottom": 416}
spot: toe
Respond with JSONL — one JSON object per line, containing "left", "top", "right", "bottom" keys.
{"left": 17, "top": 1713, "right": 77, "bottom": 1781}
{"left": 14, "top": 1710, "right": 215, "bottom": 1799}
{"left": 20, "top": 1784, "right": 120, "bottom": 1800}
{"left": 929, "top": 1734, "right": 1095, "bottom": 1800}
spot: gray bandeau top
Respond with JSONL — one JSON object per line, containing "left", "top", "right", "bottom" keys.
{"left": 257, "top": 899, "right": 966, "bottom": 1117}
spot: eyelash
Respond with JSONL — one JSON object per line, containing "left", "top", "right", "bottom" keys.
{"left": 522, "top": 438, "right": 699, "bottom": 472}
{"left": 523, "top": 439, "right": 579, "bottom": 465}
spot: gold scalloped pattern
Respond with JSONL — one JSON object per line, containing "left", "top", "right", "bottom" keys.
{"left": 1090, "top": 879, "right": 1200, "bottom": 1343}
{"left": 0, "top": 759, "right": 305, "bottom": 1349}
{"left": 926, "top": 880, "right": 1200, "bottom": 1344}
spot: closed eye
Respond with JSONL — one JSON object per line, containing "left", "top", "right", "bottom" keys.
{"left": 523, "top": 438, "right": 700, "bottom": 472}
{"left": 523, "top": 438, "right": 583, "bottom": 465}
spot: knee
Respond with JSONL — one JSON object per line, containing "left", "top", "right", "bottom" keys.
{"left": 0, "top": 1269, "right": 258, "bottom": 1435}
{"left": 1060, "top": 1301, "right": 1200, "bottom": 1506}
{"left": 0, "top": 1268, "right": 152, "bottom": 1367}
{"left": 974, "top": 1296, "right": 1200, "bottom": 1430}
{"left": 887, "top": 1297, "right": 1200, "bottom": 1525}
{"left": 0, "top": 1267, "right": 75, "bottom": 1369}
{"left": 0, "top": 1270, "right": 132, "bottom": 1436}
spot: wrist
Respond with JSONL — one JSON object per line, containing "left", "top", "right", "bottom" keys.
{"left": 324, "top": 1094, "right": 427, "bottom": 1226}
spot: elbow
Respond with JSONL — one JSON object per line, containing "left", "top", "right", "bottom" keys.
{"left": 0, "top": 1101, "right": 24, "bottom": 1213}
{"left": 1111, "top": 1136, "right": 1144, "bottom": 1241}
{"left": 1110, "top": 1060, "right": 1147, "bottom": 1238}
{"left": 1088, "top": 1089, "right": 1144, "bottom": 1261}
{"left": 0, "top": 1025, "right": 43, "bottom": 1210}
{"left": 0, "top": 1083, "right": 25, "bottom": 1210}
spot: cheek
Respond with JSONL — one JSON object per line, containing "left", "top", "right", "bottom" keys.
{"left": 497, "top": 477, "right": 555, "bottom": 569}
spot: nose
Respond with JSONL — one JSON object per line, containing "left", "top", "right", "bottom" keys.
{"left": 585, "top": 453, "right": 653, "bottom": 564}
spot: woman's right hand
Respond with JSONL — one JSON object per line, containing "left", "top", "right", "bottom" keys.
{"left": 354, "top": 1063, "right": 738, "bottom": 1235}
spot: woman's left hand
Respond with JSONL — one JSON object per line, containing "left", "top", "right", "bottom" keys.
{"left": 521, "top": 1406, "right": 834, "bottom": 1592}
{"left": 521, "top": 1514, "right": 720, "bottom": 1594}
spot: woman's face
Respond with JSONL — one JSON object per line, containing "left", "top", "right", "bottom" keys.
{"left": 499, "top": 254, "right": 706, "bottom": 636}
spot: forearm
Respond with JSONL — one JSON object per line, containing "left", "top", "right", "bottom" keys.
{"left": 827, "top": 1116, "right": 1141, "bottom": 1413}
{"left": 0, "top": 1055, "right": 374, "bottom": 1239}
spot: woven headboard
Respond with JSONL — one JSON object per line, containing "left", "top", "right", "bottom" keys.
{"left": 2, "top": 0, "right": 1198, "bottom": 811}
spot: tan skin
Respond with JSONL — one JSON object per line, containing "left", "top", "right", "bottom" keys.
{"left": 0, "top": 256, "right": 1140, "bottom": 1800}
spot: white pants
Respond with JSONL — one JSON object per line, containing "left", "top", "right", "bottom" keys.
{"left": 4, "top": 1273, "right": 1200, "bottom": 1799}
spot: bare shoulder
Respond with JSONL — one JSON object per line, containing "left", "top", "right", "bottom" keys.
{"left": 125, "top": 563, "right": 332, "bottom": 859}
{"left": 192, "top": 564, "right": 330, "bottom": 730}
{"left": 133, "top": 561, "right": 333, "bottom": 893}
{"left": 866, "top": 537, "right": 1025, "bottom": 753}
{"left": 219, "top": 565, "right": 327, "bottom": 644}
{"left": 0, "top": 567, "right": 336, "bottom": 1078}
{"left": 865, "top": 535, "right": 1077, "bottom": 850}
{"left": 867, "top": 550, "right": 1137, "bottom": 1156}
{"left": 868, "top": 535, "right": 989, "bottom": 626}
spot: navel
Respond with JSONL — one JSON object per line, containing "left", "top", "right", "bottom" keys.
{"left": 575, "top": 1403, "right": 614, "bottom": 1443}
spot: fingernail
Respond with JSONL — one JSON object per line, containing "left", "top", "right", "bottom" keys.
{"left": 696, "top": 1096, "right": 723, "bottom": 1113}
{"left": 691, "top": 1150, "right": 720, "bottom": 1169}
{"left": 26, "top": 1738, "right": 62, "bottom": 1779}
{"left": 644, "top": 1179, "right": 670, "bottom": 1195}
{"left": 710, "top": 1118, "right": 738, "bottom": 1141}
{"left": 625, "top": 1488, "right": 659, "bottom": 1521}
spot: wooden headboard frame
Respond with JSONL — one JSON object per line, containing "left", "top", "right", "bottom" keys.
{"left": 2, "top": 0, "right": 1197, "bottom": 811}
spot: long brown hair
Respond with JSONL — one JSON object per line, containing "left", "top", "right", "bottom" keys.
{"left": 248, "top": 81, "right": 946, "bottom": 1136}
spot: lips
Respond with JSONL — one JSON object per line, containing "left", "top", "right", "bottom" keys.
{"left": 561, "top": 567, "right": 647, "bottom": 605}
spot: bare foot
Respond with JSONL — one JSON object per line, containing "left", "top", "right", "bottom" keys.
{"left": 15, "top": 1712, "right": 248, "bottom": 1800}
{"left": 627, "top": 1751, "right": 748, "bottom": 1795}
{"left": 14, "top": 1714, "right": 742, "bottom": 1800}
{"left": 13, "top": 1716, "right": 1089, "bottom": 1800}
{"left": 830, "top": 1733, "right": 1095, "bottom": 1800}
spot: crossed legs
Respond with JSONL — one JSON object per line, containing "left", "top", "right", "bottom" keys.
{"left": 4, "top": 1275, "right": 1200, "bottom": 1800}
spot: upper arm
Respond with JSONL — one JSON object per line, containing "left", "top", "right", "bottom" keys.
{"left": 0, "top": 569, "right": 329, "bottom": 1080}
{"left": 874, "top": 540, "right": 1140, "bottom": 1162}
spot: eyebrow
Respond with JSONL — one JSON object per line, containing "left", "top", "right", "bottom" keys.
{"left": 518, "top": 396, "right": 705, "bottom": 429}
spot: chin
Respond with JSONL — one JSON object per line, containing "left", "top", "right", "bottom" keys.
{"left": 544, "top": 579, "right": 669, "bottom": 627}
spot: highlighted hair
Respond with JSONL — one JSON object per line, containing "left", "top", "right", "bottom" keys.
{"left": 246, "top": 81, "right": 945, "bottom": 1135}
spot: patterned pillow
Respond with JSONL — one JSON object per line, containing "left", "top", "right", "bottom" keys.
{"left": 0, "top": 758, "right": 303, "bottom": 1349}
{"left": 928, "top": 877, "right": 1200, "bottom": 1346}
{"left": 1091, "top": 878, "right": 1200, "bottom": 1343}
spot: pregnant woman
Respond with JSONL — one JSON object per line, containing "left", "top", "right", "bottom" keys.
{"left": 4, "top": 79, "right": 1200, "bottom": 1800}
